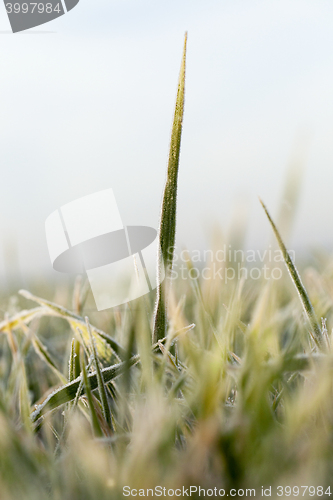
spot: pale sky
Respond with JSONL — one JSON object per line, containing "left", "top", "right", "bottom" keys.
{"left": 1, "top": 0, "right": 333, "bottom": 284}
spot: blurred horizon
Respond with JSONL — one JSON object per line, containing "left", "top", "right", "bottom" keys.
{"left": 1, "top": 0, "right": 333, "bottom": 287}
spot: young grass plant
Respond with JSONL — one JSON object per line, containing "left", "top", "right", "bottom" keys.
{"left": 153, "top": 33, "right": 187, "bottom": 343}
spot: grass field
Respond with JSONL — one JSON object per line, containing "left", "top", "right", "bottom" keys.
{"left": 1, "top": 36, "right": 333, "bottom": 500}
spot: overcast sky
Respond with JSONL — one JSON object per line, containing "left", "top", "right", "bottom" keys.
{"left": 1, "top": 0, "right": 333, "bottom": 284}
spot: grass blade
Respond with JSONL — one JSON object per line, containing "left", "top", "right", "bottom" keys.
{"left": 68, "top": 338, "right": 76, "bottom": 383}
{"left": 260, "top": 198, "right": 323, "bottom": 349}
{"left": 153, "top": 33, "right": 188, "bottom": 343}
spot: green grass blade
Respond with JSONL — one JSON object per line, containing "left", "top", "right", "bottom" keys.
{"left": 260, "top": 198, "right": 323, "bottom": 349}
{"left": 66, "top": 338, "right": 77, "bottom": 415}
{"left": 73, "top": 360, "right": 93, "bottom": 411}
{"left": 80, "top": 346, "right": 103, "bottom": 438}
{"left": 77, "top": 327, "right": 92, "bottom": 360}
{"left": 86, "top": 317, "right": 114, "bottom": 432}
{"left": 153, "top": 33, "right": 188, "bottom": 343}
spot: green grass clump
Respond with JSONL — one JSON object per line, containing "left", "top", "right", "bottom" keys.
{"left": 1, "top": 35, "right": 333, "bottom": 500}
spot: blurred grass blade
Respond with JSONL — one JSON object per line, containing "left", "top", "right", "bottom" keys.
{"left": 19, "top": 289, "right": 126, "bottom": 361}
{"left": 5, "top": 324, "right": 18, "bottom": 359}
{"left": 153, "top": 33, "right": 188, "bottom": 343}
{"left": 32, "top": 335, "right": 67, "bottom": 384}
{"left": 80, "top": 346, "right": 103, "bottom": 438}
{"left": 0, "top": 307, "right": 45, "bottom": 333}
{"left": 86, "top": 317, "right": 114, "bottom": 432}
{"left": 72, "top": 275, "right": 90, "bottom": 315}
{"left": 19, "top": 359, "right": 33, "bottom": 433}
{"left": 18, "top": 321, "right": 66, "bottom": 384}
{"left": 260, "top": 198, "right": 323, "bottom": 349}
{"left": 276, "top": 133, "right": 309, "bottom": 243}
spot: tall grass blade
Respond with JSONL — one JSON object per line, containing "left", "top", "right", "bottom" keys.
{"left": 153, "top": 33, "right": 188, "bottom": 343}
{"left": 260, "top": 198, "right": 323, "bottom": 349}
